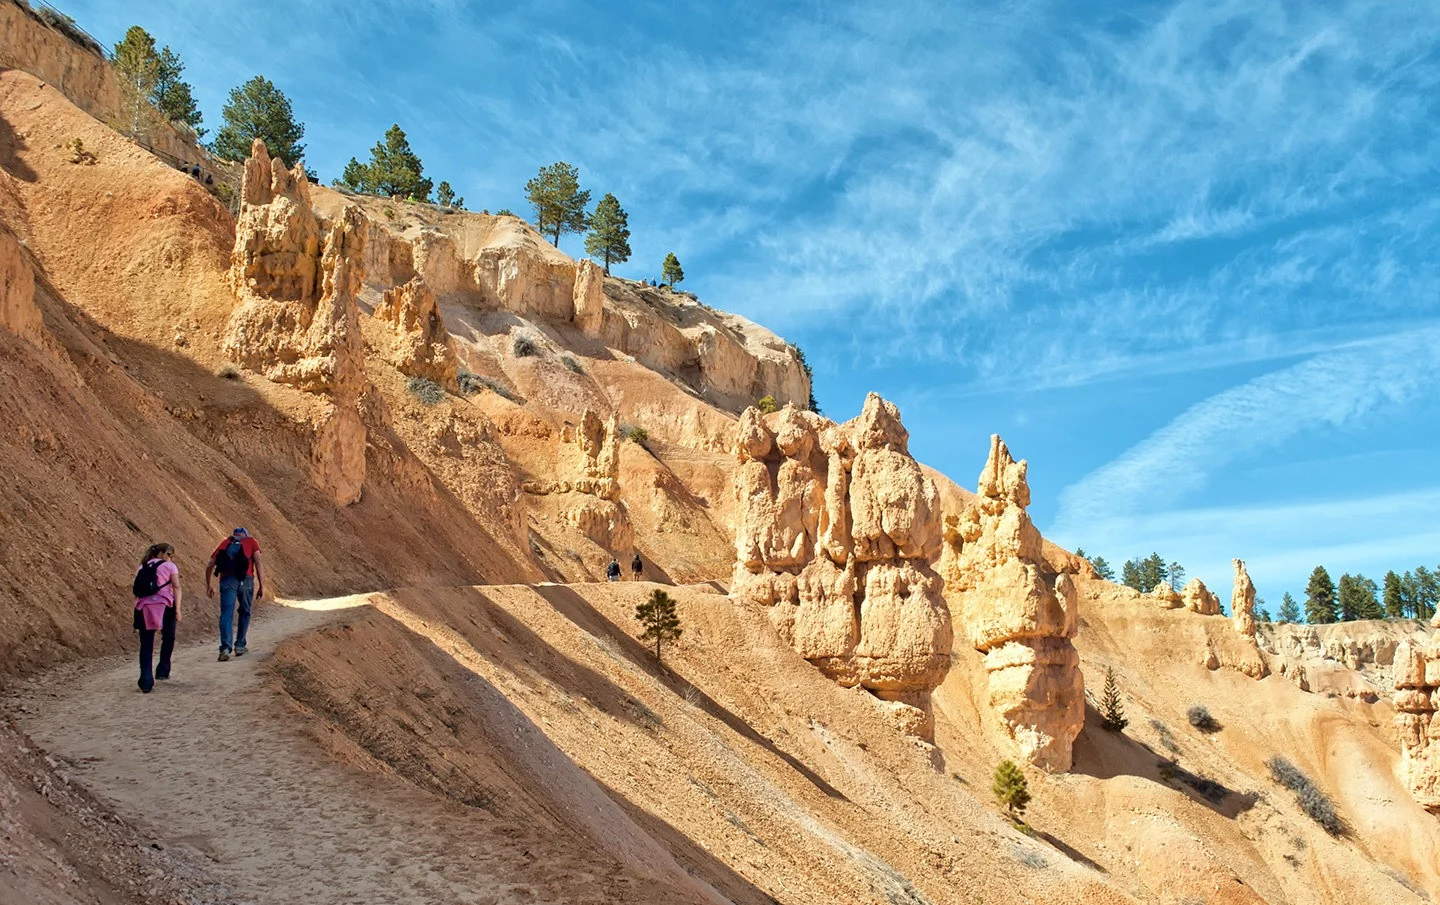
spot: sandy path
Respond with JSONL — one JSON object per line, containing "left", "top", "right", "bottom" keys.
{"left": 13, "top": 598, "right": 680, "bottom": 905}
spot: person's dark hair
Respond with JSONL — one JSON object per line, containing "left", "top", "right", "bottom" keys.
{"left": 141, "top": 542, "right": 175, "bottom": 565}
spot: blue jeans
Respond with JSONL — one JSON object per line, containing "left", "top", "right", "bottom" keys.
{"left": 219, "top": 576, "right": 254, "bottom": 652}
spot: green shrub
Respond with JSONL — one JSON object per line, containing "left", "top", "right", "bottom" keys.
{"left": 456, "top": 368, "right": 484, "bottom": 396}
{"left": 216, "top": 363, "right": 241, "bottom": 380}
{"left": 560, "top": 355, "right": 584, "bottom": 374}
{"left": 455, "top": 368, "right": 517, "bottom": 402}
{"left": 1187, "top": 704, "right": 1221, "bottom": 733}
{"left": 1267, "top": 756, "right": 1344, "bottom": 836}
{"left": 756, "top": 394, "right": 778, "bottom": 414}
{"left": 628, "top": 427, "right": 649, "bottom": 445}
{"left": 992, "top": 759, "right": 1030, "bottom": 820}
{"left": 407, "top": 375, "right": 445, "bottom": 405}
{"left": 1099, "top": 666, "right": 1127, "bottom": 731}
{"left": 511, "top": 333, "right": 538, "bottom": 357}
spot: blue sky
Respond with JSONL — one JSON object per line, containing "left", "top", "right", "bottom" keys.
{"left": 65, "top": 0, "right": 1440, "bottom": 607}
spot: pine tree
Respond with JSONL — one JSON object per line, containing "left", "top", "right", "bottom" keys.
{"left": 1277, "top": 592, "right": 1301, "bottom": 624}
{"left": 525, "top": 162, "right": 590, "bottom": 246}
{"left": 211, "top": 76, "right": 305, "bottom": 165}
{"left": 635, "top": 589, "right": 682, "bottom": 663}
{"left": 662, "top": 252, "right": 684, "bottom": 287}
{"left": 789, "top": 343, "right": 821, "bottom": 414}
{"left": 112, "top": 26, "right": 162, "bottom": 137}
{"left": 1168, "top": 561, "right": 1186, "bottom": 592}
{"left": 1354, "top": 575, "right": 1383, "bottom": 620}
{"left": 584, "top": 193, "right": 631, "bottom": 274}
{"left": 1091, "top": 556, "right": 1115, "bottom": 582}
{"left": 338, "top": 124, "right": 432, "bottom": 200}
{"left": 436, "top": 181, "right": 456, "bottom": 207}
{"left": 1139, "top": 553, "right": 1168, "bottom": 594}
{"left": 1304, "top": 566, "right": 1336, "bottom": 624}
{"left": 1121, "top": 559, "right": 1143, "bottom": 592}
{"left": 1383, "top": 571, "right": 1405, "bottom": 619}
{"left": 1400, "top": 571, "right": 1420, "bottom": 619}
{"left": 153, "top": 46, "right": 203, "bottom": 134}
{"left": 1416, "top": 566, "right": 1439, "bottom": 621}
{"left": 1336, "top": 573, "right": 1379, "bottom": 621}
{"left": 340, "top": 157, "right": 367, "bottom": 190}
{"left": 992, "top": 760, "right": 1031, "bottom": 821}
{"left": 1099, "top": 667, "right": 1127, "bottom": 732}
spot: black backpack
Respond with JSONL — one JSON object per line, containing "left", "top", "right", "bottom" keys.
{"left": 214, "top": 539, "right": 249, "bottom": 578}
{"left": 133, "top": 560, "right": 170, "bottom": 598}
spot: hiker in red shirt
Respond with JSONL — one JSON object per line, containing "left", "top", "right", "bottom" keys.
{"left": 205, "top": 527, "right": 264, "bottom": 661}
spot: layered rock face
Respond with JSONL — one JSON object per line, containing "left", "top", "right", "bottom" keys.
{"left": 1231, "top": 559, "right": 1257, "bottom": 638}
{"left": 373, "top": 277, "right": 458, "bottom": 389}
{"left": 1395, "top": 622, "right": 1440, "bottom": 811}
{"left": 941, "top": 436, "right": 1083, "bottom": 772}
{"left": 225, "top": 140, "right": 369, "bottom": 505}
{"left": 521, "top": 410, "right": 631, "bottom": 551}
{"left": 730, "top": 395, "right": 952, "bottom": 732}
{"left": 1182, "top": 577, "right": 1222, "bottom": 615}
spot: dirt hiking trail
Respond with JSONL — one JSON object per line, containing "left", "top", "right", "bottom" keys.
{"left": 10, "top": 596, "right": 721, "bottom": 905}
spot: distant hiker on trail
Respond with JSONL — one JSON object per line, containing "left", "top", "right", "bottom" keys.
{"left": 206, "top": 527, "right": 264, "bottom": 661}
{"left": 606, "top": 558, "right": 621, "bottom": 582}
{"left": 133, "top": 543, "right": 180, "bottom": 693}
{"left": 190, "top": 164, "right": 201, "bottom": 178}
{"left": 631, "top": 553, "right": 643, "bottom": 581}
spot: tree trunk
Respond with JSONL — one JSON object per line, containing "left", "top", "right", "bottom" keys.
{"left": 655, "top": 637, "right": 661, "bottom": 662}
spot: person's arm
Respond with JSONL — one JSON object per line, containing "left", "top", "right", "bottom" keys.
{"left": 252, "top": 550, "right": 264, "bottom": 599}
{"left": 205, "top": 553, "right": 217, "bottom": 598}
{"left": 170, "top": 570, "right": 183, "bottom": 622}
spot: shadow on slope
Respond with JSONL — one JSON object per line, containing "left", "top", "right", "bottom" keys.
{"left": 270, "top": 596, "right": 777, "bottom": 905}
{"left": 533, "top": 582, "right": 848, "bottom": 801}
{"left": 0, "top": 107, "right": 38, "bottom": 182}
{"left": 1071, "top": 703, "right": 1260, "bottom": 820}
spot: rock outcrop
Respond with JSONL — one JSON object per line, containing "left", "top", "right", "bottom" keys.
{"left": 1150, "top": 582, "right": 1183, "bottom": 608}
{"left": 575, "top": 409, "right": 621, "bottom": 500}
{"left": 1395, "top": 621, "right": 1440, "bottom": 811}
{"left": 941, "top": 436, "right": 1083, "bottom": 771}
{"left": 1182, "top": 577, "right": 1222, "bottom": 615}
{"left": 373, "top": 277, "right": 458, "bottom": 389}
{"left": 0, "top": 224, "right": 40, "bottom": 343}
{"left": 730, "top": 395, "right": 952, "bottom": 734}
{"left": 225, "top": 140, "right": 369, "bottom": 505}
{"left": 1231, "top": 559, "right": 1257, "bottom": 638}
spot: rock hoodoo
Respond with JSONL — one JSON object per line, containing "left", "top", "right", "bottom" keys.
{"left": 941, "top": 435, "right": 1084, "bottom": 771}
{"left": 1231, "top": 559, "right": 1257, "bottom": 638}
{"left": 1395, "top": 621, "right": 1440, "bottom": 811}
{"left": 225, "top": 140, "right": 369, "bottom": 506}
{"left": 1182, "top": 577, "right": 1222, "bottom": 615}
{"left": 729, "top": 395, "right": 952, "bottom": 735}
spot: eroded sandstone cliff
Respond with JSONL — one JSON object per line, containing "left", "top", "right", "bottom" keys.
{"left": 225, "top": 140, "right": 370, "bottom": 505}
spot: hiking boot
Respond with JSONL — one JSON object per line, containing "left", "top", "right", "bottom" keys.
{"left": 233, "top": 646, "right": 248, "bottom": 657}
{"left": 218, "top": 648, "right": 232, "bottom": 662}
{"left": 138, "top": 681, "right": 153, "bottom": 694}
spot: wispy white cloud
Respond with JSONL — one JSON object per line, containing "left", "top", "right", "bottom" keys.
{"left": 1052, "top": 325, "right": 1440, "bottom": 532}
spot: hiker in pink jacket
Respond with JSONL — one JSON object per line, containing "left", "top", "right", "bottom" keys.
{"left": 133, "top": 543, "right": 181, "bottom": 693}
